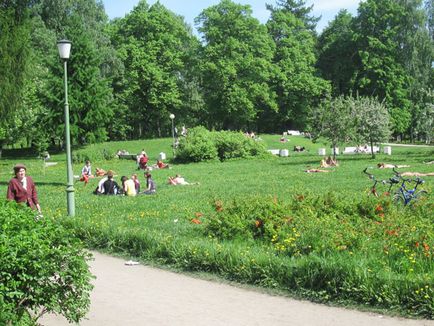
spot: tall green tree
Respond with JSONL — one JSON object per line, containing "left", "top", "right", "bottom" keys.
{"left": 266, "top": 0, "right": 320, "bottom": 32}
{"left": 266, "top": 1, "right": 330, "bottom": 131}
{"left": 197, "top": 0, "right": 277, "bottom": 130}
{"left": 32, "top": 0, "right": 116, "bottom": 145}
{"left": 110, "top": 0, "right": 197, "bottom": 138}
{"left": 317, "top": 10, "right": 356, "bottom": 96}
{"left": 0, "top": 0, "right": 34, "bottom": 156}
{"left": 352, "top": 0, "right": 431, "bottom": 135}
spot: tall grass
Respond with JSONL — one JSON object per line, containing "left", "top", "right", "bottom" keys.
{"left": 0, "top": 135, "right": 433, "bottom": 318}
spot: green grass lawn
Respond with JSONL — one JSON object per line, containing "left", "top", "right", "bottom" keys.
{"left": 1, "top": 135, "right": 433, "bottom": 318}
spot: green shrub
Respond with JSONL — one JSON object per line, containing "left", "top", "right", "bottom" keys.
{"left": 72, "top": 147, "right": 115, "bottom": 163}
{"left": 176, "top": 126, "right": 218, "bottom": 162}
{"left": 176, "top": 127, "right": 267, "bottom": 163}
{"left": 0, "top": 200, "right": 93, "bottom": 325}
{"left": 214, "top": 131, "right": 266, "bottom": 160}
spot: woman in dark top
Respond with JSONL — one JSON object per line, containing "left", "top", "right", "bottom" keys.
{"left": 7, "top": 163, "right": 42, "bottom": 213}
{"left": 143, "top": 172, "right": 156, "bottom": 194}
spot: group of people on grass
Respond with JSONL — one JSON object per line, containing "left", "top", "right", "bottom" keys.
{"left": 93, "top": 170, "right": 156, "bottom": 196}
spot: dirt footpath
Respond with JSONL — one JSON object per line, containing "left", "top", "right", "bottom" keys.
{"left": 41, "top": 251, "right": 433, "bottom": 326}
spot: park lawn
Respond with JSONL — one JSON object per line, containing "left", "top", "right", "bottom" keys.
{"left": 0, "top": 135, "right": 433, "bottom": 318}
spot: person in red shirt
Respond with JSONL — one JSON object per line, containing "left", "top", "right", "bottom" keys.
{"left": 7, "top": 163, "right": 42, "bottom": 213}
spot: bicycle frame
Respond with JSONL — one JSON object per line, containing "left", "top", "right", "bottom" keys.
{"left": 363, "top": 168, "right": 395, "bottom": 197}
{"left": 392, "top": 168, "right": 425, "bottom": 206}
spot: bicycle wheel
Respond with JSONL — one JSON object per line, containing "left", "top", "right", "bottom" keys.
{"left": 393, "top": 193, "right": 405, "bottom": 206}
{"left": 408, "top": 190, "right": 428, "bottom": 207}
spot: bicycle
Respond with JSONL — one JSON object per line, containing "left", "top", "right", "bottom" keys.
{"left": 363, "top": 168, "right": 397, "bottom": 197}
{"left": 391, "top": 167, "right": 427, "bottom": 206}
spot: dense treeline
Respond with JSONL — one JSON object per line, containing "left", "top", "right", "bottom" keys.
{"left": 0, "top": 0, "right": 432, "bottom": 154}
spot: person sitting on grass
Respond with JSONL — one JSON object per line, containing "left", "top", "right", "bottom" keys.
{"left": 142, "top": 172, "right": 156, "bottom": 195}
{"left": 131, "top": 173, "right": 140, "bottom": 193}
{"left": 121, "top": 176, "right": 137, "bottom": 196}
{"left": 137, "top": 151, "right": 149, "bottom": 170}
{"left": 293, "top": 146, "right": 305, "bottom": 152}
{"left": 80, "top": 160, "right": 94, "bottom": 185}
{"left": 320, "top": 156, "right": 339, "bottom": 168}
{"left": 102, "top": 171, "right": 120, "bottom": 195}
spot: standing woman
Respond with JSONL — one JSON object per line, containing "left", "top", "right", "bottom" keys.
{"left": 6, "top": 163, "right": 42, "bottom": 214}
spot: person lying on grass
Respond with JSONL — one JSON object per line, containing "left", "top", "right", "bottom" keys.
{"left": 95, "top": 168, "right": 107, "bottom": 177}
{"left": 305, "top": 169, "right": 332, "bottom": 173}
{"left": 168, "top": 174, "right": 200, "bottom": 185}
{"left": 400, "top": 172, "right": 434, "bottom": 177}
{"left": 377, "top": 163, "right": 410, "bottom": 169}
{"left": 151, "top": 159, "right": 170, "bottom": 169}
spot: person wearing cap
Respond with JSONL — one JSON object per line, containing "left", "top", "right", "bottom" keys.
{"left": 6, "top": 163, "right": 42, "bottom": 213}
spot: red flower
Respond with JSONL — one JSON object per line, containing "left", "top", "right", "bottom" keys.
{"left": 415, "top": 242, "right": 420, "bottom": 248}
{"left": 375, "top": 204, "right": 383, "bottom": 212}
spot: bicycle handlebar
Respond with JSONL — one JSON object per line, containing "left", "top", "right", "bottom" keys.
{"left": 363, "top": 168, "right": 375, "bottom": 180}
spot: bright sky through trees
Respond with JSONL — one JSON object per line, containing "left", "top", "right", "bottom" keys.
{"left": 102, "top": 0, "right": 361, "bottom": 32}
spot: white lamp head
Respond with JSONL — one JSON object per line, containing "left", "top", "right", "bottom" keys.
{"left": 57, "top": 39, "right": 72, "bottom": 60}
{"left": 169, "top": 114, "right": 175, "bottom": 120}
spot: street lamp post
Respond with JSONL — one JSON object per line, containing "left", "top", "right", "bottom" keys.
{"left": 57, "top": 39, "right": 75, "bottom": 217}
{"left": 169, "top": 113, "right": 175, "bottom": 157}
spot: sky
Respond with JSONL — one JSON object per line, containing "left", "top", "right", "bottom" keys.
{"left": 102, "top": 0, "right": 362, "bottom": 33}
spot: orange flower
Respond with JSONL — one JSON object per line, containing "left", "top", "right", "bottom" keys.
{"left": 191, "top": 218, "right": 202, "bottom": 224}
{"left": 423, "top": 242, "right": 430, "bottom": 252}
{"left": 195, "top": 212, "right": 203, "bottom": 217}
{"left": 296, "top": 194, "right": 305, "bottom": 201}
{"left": 255, "top": 220, "right": 263, "bottom": 228}
{"left": 214, "top": 200, "right": 223, "bottom": 212}
{"left": 375, "top": 204, "right": 383, "bottom": 212}
{"left": 415, "top": 242, "right": 420, "bottom": 248}
{"left": 386, "top": 229, "right": 398, "bottom": 236}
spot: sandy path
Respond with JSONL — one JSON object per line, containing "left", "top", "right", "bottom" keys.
{"left": 40, "top": 251, "right": 433, "bottom": 326}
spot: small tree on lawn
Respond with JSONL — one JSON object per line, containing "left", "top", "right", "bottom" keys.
{"left": 310, "top": 95, "right": 356, "bottom": 159}
{"left": 354, "top": 96, "right": 391, "bottom": 158}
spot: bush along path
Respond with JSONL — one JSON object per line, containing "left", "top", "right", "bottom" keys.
{"left": 59, "top": 193, "right": 434, "bottom": 319}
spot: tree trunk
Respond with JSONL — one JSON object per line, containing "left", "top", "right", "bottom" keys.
{"left": 370, "top": 138, "right": 375, "bottom": 159}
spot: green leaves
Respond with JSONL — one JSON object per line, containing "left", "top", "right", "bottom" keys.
{"left": 0, "top": 200, "right": 93, "bottom": 324}
{"left": 197, "top": 0, "right": 277, "bottom": 130}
